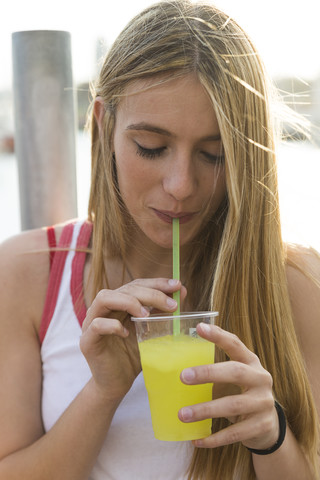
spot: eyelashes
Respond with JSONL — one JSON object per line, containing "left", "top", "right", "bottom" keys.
{"left": 136, "top": 144, "right": 165, "bottom": 160}
{"left": 135, "top": 143, "right": 225, "bottom": 165}
{"left": 201, "top": 152, "right": 225, "bottom": 165}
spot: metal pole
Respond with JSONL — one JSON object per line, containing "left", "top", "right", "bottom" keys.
{"left": 12, "top": 30, "right": 78, "bottom": 230}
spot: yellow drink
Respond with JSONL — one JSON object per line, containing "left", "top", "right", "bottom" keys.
{"left": 139, "top": 334, "right": 215, "bottom": 441}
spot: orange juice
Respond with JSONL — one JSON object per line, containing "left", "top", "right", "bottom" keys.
{"left": 139, "top": 334, "right": 214, "bottom": 441}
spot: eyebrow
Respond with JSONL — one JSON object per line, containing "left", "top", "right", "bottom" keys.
{"left": 125, "top": 122, "right": 221, "bottom": 141}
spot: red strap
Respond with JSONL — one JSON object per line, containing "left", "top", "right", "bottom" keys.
{"left": 47, "top": 226, "right": 57, "bottom": 269}
{"left": 71, "top": 221, "right": 93, "bottom": 327}
{"left": 39, "top": 223, "right": 74, "bottom": 345}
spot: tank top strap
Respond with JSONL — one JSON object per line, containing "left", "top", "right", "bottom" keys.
{"left": 39, "top": 222, "right": 75, "bottom": 344}
{"left": 46, "top": 226, "right": 57, "bottom": 269}
{"left": 71, "top": 221, "right": 93, "bottom": 327}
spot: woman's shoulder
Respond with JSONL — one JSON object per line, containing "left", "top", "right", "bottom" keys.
{"left": 285, "top": 243, "right": 320, "bottom": 288}
{"left": 0, "top": 219, "right": 78, "bottom": 328}
{"left": 285, "top": 243, "right": 320, "bottom": 365}
{"left": 0, "top": 217, "right": 84, "bottom": 260}
{"left": 0, "top": 227, "right": 48, "bottom": 281}
{"left": 0, "top": 219, "right": 76, "bottom": 274}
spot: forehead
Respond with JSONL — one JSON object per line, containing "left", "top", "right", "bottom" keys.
{"left": 116, "top": 73, "right": 220, "bottom": 135}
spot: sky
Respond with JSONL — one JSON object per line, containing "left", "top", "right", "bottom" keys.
{"left": 1, "top": 0, "right": 320, "bottom": 91}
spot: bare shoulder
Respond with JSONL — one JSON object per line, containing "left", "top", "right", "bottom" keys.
{"left": 0, "top": 228, "right": 49, "bottom": 328}
{"left": 0, "top": 221, "right": 67, "bottom": 330}
{"left": 286, "top": 243, "right": 320, "bottom": 302}
{"left": 285, "top": 243, "right": 320, "bottom": 373}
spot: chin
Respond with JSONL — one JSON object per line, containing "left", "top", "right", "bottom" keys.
{"left": 150, "top": 234, "right": 173, "bottom": 250}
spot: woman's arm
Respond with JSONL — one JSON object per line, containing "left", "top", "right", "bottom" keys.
{"left": 0, "top": 230, "right": 119, "bottom": 480}
{"left": 0, "top": 230, "right": 183, "bottom": 479}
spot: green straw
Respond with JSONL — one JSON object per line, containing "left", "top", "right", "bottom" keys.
{"left": 172, "top": 218, "right": 180, "bottom": 335}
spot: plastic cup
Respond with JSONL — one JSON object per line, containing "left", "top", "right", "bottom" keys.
{"left": 131, "top": 311, "right": 218, "bottom": 441}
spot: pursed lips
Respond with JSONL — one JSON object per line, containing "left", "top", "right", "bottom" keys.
{"left": 151, "top": 208, "right": 198, "bottom": 224}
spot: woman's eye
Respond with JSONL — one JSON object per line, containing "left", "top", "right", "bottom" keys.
{"left": 136, "top": 144, "right": 166, "bottom": 159}
{"left": 202, "top": 151, "right": 225, "bottom": 165}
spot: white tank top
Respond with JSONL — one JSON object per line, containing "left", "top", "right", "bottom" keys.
{"left": 40, "top": 220, "right": 193, "bottom": 480}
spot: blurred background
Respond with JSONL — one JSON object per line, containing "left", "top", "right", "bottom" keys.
{"left": 0, "top": 0, "right": 319, "bottom": 249}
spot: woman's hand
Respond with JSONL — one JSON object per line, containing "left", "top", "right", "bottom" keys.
{"left": 178, "top": 323, "right": 279, "bottom": 450}
{"left": 80, "top": 278, "right": 186, "bottom": 402}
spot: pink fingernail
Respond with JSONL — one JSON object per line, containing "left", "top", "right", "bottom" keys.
{"left": 200, "top": 322, "right": 210, "bottom": 333}
{"left": 194, "top": 439, "right": 203, "bottom": 447}
{"left": 141, "top": 307, "right": 149, "bottom": 317}
{"left": 182, "top": 368, "right": 195, "bottom": 382}
{"left": 180, "top": 407, "right": 193, "bottom": 421}
{"left": 167, "top": 297, "right": 177, "bottom": 308}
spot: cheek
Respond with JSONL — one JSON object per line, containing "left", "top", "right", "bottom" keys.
{"left": 215, "top": 174, "right": 227, "bottom": 201}
{"left": 116, "top": 160, "right": 136, "bottom": 194}
{"left": 115, "top": 156, "right": 150, "bottom": 204}
{"left": 205, "top": 168, "right": 227, "bottom": 206}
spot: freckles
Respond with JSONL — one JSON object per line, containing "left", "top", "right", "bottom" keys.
{"left": 115, "top": 158, "right": 149, "bottom": 206}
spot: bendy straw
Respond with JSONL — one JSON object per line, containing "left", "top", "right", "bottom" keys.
{"left": 172, "top": 218, "right": 180, "bottom": 335}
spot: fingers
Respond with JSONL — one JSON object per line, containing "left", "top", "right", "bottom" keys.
{"left": 82, "top": 278, "right": 186, "bottom": 332}
{"left": 196, "top": 323, "right": 260, "bottom": 366}
{"left": 181, "top": 361, "right": 272, "bottom": 389}
{"left": 179, "top": 393, "right": 273, "bottom": 424}
{"left": 192, "top": 414, "right": 272, "bottom": 449}
{"left": 178, "top": 391, "right": 277, "bottom": 450}
{"left": 83, "top": 289, "right": 149, "bottom": 328}
{"left": 91, "top": 317, "right": 130, "bottom": 338}
{"left": 80, "top": 317, "right": 130, "bottom": 352}
{"left": 125, "top": 277, "right": 185, "bottom": 295}
{"left": 190, "top": 399, "right": 278, "bottom": 450}
{"left": 180, "top": 323, "right": 272, "bottom": 389}
{"left": 118, "top": 279, "right": 180, "bottom": 313}
{"left": 122, "top": 278, "right": 188, "bottom": 308}
{"left": 177, "top": 323, "right": 277, "bottom": 450}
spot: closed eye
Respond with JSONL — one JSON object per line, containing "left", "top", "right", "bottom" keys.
{"left": 135, "top": 143, "right": 224, "bottom": 164}
{"left": 136, "top": 143, "right": 166, "bottom": 159}
{"left": 201, "top": 151, "right": 225, "bottom": 165}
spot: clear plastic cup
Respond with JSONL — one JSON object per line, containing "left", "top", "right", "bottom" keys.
{"left": 131, "top": 311, "right": 218, "bottom": 441}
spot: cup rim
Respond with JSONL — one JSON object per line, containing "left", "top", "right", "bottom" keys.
{"left": 131, "top": 311, "right": 218, "bottom": 322}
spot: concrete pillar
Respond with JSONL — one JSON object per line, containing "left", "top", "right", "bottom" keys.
{"left": 12, "top": 30, "right": 78, "bottom": 230}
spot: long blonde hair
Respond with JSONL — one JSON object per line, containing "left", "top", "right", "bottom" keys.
{"left": 87, "top": 1, "right": 319, "bottom": 478}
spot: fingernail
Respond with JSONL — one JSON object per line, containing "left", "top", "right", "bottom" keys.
{"left": 141, "top": 307, "right": 150, "bottom": 317}
{"left": 167, "top": 297, "right": 177, "bottom": 308}
{"left": 194, "top": 439, "right": 203, "bottom": 447}
{"left": 199, "top": 322, "right": 211, "bottom": 333}
{"left": 180, "top": 407, "right": 193, "bottom": 421}
{"left": 182, "top": 368, "right": 195, "bottom": 382}
{"left": 168, "top": 279, "right": 179, "bottom": 286}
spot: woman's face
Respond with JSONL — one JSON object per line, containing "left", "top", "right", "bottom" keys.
{"left": 112, "top": 73, "right": 226, "bottom": 249}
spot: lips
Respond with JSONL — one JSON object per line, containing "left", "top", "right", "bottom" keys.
{"left": 152, "top": 208, "right": 197, "bottom": 224}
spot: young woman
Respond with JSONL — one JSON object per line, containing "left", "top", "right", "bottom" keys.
{"left": 0, "top": 1, "right": 319, "bottom": 479}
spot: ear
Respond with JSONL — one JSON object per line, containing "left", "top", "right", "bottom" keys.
{"left": 93, "top": 96, "right": 105, "bottom": 135}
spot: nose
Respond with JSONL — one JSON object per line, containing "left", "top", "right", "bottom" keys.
{"left": 162, "top": 154, "right": 197, "bottom": 201}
